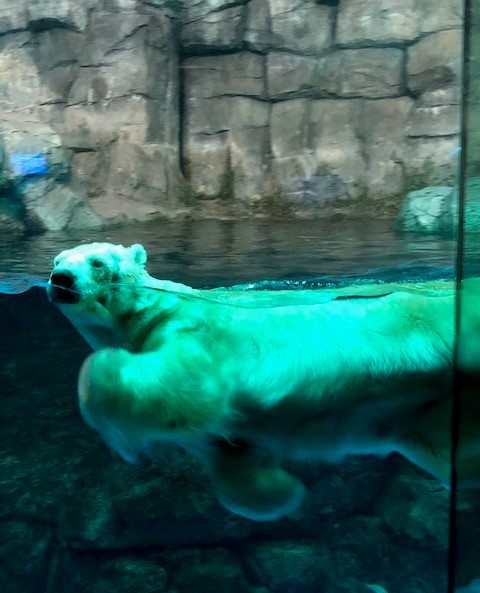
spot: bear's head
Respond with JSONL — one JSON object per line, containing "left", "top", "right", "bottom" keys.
{"left": 48, "top": 242, "right": 148, "bottom": 318}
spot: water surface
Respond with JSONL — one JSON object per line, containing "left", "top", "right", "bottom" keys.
{"left": 0, "top": 219, "right": 459, "bottom": 290}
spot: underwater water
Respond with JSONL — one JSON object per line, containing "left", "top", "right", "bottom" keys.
{"left": 1, "top": 218, "right": 476, "bottom": 593}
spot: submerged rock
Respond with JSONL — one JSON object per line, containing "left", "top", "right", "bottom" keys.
{"left": 395, "top": 186, "right": 453, "bottom": 233}
{"left": 395, "top": 179, "right": 480, "bottom": 234}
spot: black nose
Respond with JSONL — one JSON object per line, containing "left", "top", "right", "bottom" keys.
{"left": 48, "top": 270, "right": 78, "bottom": 304}
{"left": 50, "top": 271, "right": 74, "bottom": 290}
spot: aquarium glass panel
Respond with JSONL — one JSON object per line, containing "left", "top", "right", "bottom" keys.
{"left": 0, "top": 1, "right": 467, "bottom": 592}
{"left": 453, "top": 0, "right": 480, "bottom": 591}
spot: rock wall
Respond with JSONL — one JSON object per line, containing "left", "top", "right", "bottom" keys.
{"left": 0, "top": 0, "right": 464, "bottom": 231}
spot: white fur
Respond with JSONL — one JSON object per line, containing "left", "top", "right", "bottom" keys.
{"left": 48, "top": 242, "right": 480, "bottom": 520}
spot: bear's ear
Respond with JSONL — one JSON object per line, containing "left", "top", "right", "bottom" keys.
{"left": 128, "top": 244, "right": 147, "bottom": 267}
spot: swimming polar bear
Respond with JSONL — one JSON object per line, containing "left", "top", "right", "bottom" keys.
{"left": 47, "top": 242, "right": 480, "bottom": 521}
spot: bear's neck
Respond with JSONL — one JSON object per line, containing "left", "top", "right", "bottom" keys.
{"left": 78, "top": 322, "right": 130, "bottom": 351}
{"left": 81, "top": 290, "right": 190, "bottom": 352}
{"left": 59, "top": 304, "right": 131, "bottom": 351}
{"left": 115, "top": 289, "right": 187, "bottom": 353}
{"left": 61, "top": 275, "right": 196, "bottom": 352}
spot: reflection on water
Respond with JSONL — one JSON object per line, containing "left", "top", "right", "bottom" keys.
{"left": 0, "top": 219, "right": 459, "bottom": 289}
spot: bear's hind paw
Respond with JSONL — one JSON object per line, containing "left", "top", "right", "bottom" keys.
{"left": 211, "top": 463, "right": 306, "bottom": 521}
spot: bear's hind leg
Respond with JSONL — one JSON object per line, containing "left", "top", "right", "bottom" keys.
{"left": 205, "top": 441, "right": 305, "bottom": 521}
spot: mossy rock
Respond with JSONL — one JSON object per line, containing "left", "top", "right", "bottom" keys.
{"left": 395, "top": 186, "right": 453, "bottom": 233}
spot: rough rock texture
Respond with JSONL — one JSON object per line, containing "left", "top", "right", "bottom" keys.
{"left": 0, "top": 0, "right": 464, "bottom": 232}
{"left": 0, "top": 114, "right": 103, "bottom": 232}
{"left": 395, "top": 178, "right": 480, "bottom": 234}
{"left": 1, "top": 287, "right": 455, "bottom": 593}
{"left": 395, "top": 186, "right": 454, "bottom": 233}
{"left": 180, "top": 0, "right": 462, "bottom": 217}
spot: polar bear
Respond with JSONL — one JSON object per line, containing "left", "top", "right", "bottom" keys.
{"left": 47, "top": 241, "right": 480, "bottom": 521}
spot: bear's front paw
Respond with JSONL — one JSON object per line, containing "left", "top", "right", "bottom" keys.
{"left": 77, "top": 348, "right": 145, "bottom": 463}
{"left": 78, "top": 348, "right": 131, "bottom": 412}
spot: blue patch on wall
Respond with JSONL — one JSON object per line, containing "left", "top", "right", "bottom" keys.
{"left": 10, "top": 153, "right": 48, "bottom": 176}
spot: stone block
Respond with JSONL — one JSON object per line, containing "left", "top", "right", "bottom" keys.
{"left": 271, "top": 0, "right": 333, "bottom": 54}
{"left": 283, "top": 175, "right": 349, "bottom": 214}
{"left": 244, "top": 0, "right": 271, "bottom": 52}
{"left": 185, "top": 90, "right": 269, "bottom": 137}
{"left": 270, "top": 99, "right": 366, "bottom": 199}
{"left": 404, "top": 137, "right": 460, "bottom": 187}
{"left": 105, "top": 0, "right": 139, "bottom": 10}
{"left": 407, "top": 30, "right": 462, "bottom": 94}
{"left": 0, "top": 0, "right": 94, "bottom": 36}
{"left": 184, "top": 53, "right": 266, "bottom": 100}
{"left": 70, "top": 151, "right": 106, "bottom": 199}
{"left": 0, "top": 35, "right": 56, "bottom": 110}
{"left": 181, "top": 0, "right": 246, "bottom": 53}
{"left": 184, "top": 96, "right": 269, "bottom": 200}
{"left": 0, "top": 1, "right": 27, "bottom": 34}
{"left": 26, "top": 0, "right": 91, "bottom": 32}
{"left": 419, "top": 87, "right": 460, "bottom": 107}
{"left": 245, "top": 0, "right": 333, "bottom": 54}
{"left": 89, "top": 194, "right": 179, "bottom": 225}
{"left": 69, "top": 13, "right": 157, "bottom": 104}
{"left": 267, "top": 53, "right": 319, "bottom": 100}
{"left": 336, "top": 0, "right": 419, "bottom": 46}
{"left": 270, "top": 97, "right": 421, "bottom": 204}
{"left": 30, "top": 29, "right": 82, "bottom": 102}
{"left": 27, "top": 185, "right": 103, "bottom": 232}
{"left": 316, "top": 48, "right": 404, "bottom": 98}
{"left": 406, "top": 105, "right": 460, "bottom": 138}
{"left": 357, "top": 98, "right": 413, "bottom": 199}
{"left": 183, "top": 131, "right": 229, "bottom": 198}
{"left": 418, "top": 0, "right": 462, "bottom": 35}
{"left": 63, "top": 98, "right": 150, "bottom": 148}
{"left": 66, "top": 10, "right": 178, "bottom": 142}
{"left": 77, "top": 10, "right": 150, "bottom": 68}
{"left": 59, "top": 7, "right": 183, "bottom": 223}
{"left": 67, "top": 199, "right": 105, "bottom": 231}
{"left": 71, "top": 135, "right": 186, "bottom": 223}
{"left": 336, "top": 0, "right": 462, "bottom": 47}
{"left": 104, "top": 141, "right": 169, "bottom": 205}
{"left": 270, "top": 99, "right": 311, "bottom": 158}
{"left": 69, "top": 55, "right": 149, "bottom": 104}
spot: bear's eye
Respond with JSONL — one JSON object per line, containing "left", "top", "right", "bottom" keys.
{"left": 91, "top": 258, "right": 105, "bottom": 268}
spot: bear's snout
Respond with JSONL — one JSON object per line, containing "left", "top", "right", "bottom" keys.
{"left": 48, "top": 270, "right": 79, "bottom": 304}
{"left": 51, "top": 271, "right": 74, "bottom": 289}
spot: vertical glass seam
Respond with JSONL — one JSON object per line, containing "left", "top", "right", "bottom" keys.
{"left": 449, "top": 0, "right": 472, "bottom": 591}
